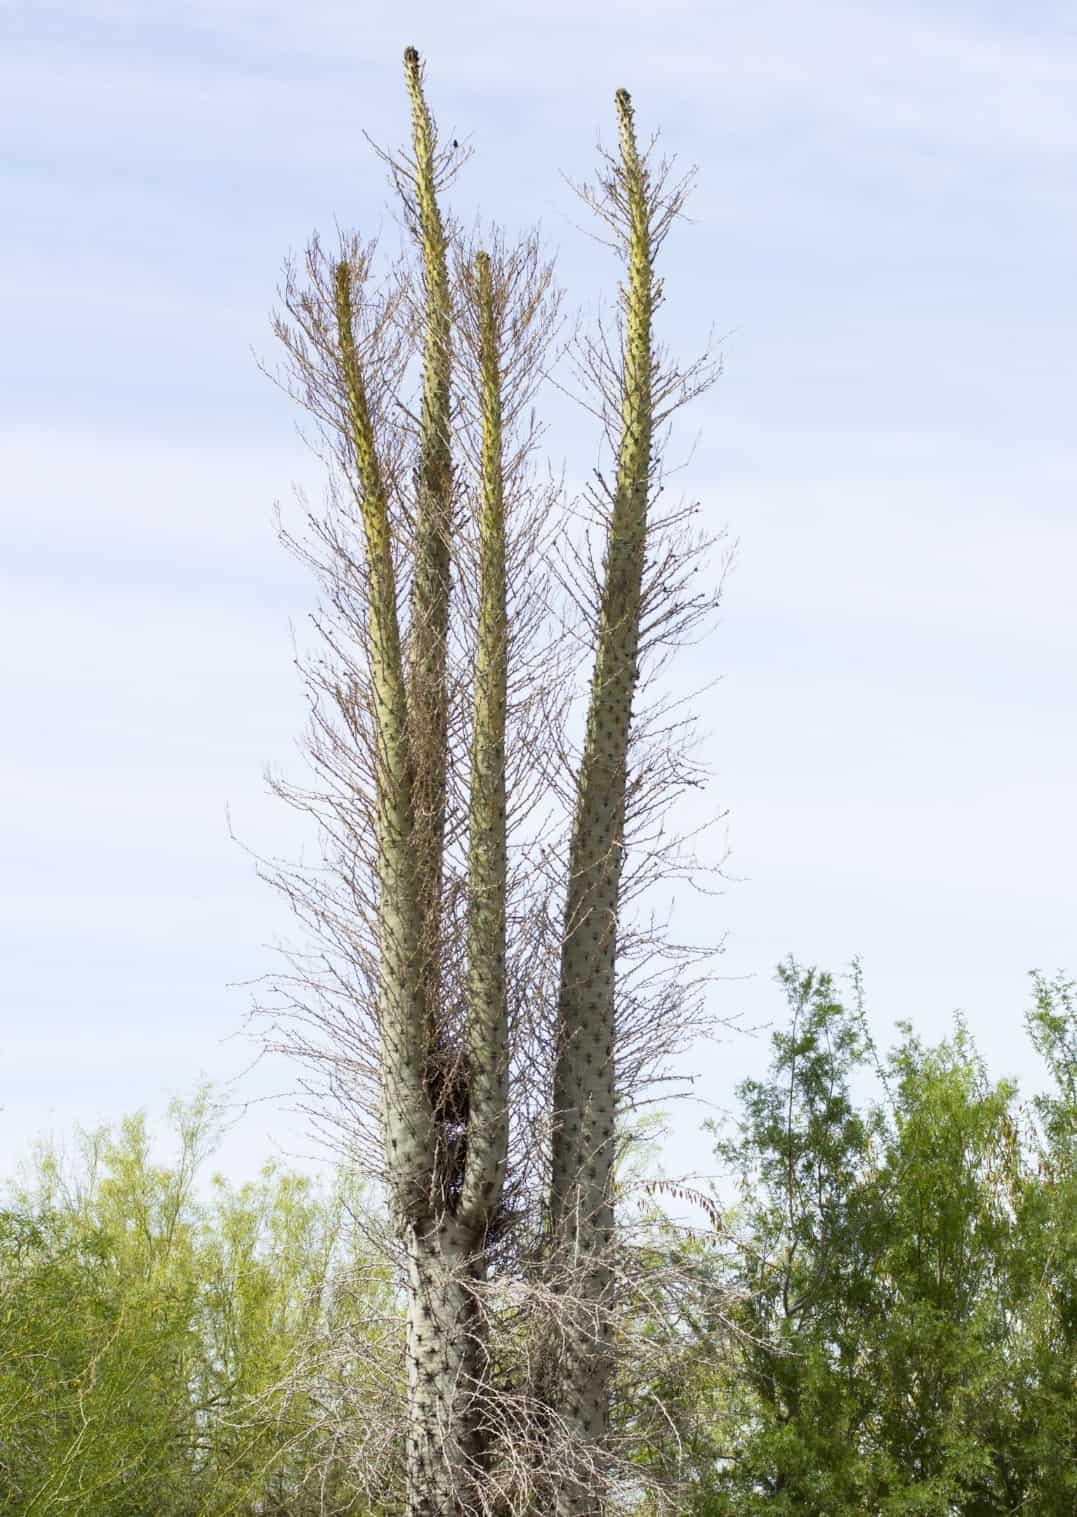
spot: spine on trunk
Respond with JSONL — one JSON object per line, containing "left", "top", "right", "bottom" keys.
{"left": 403, "top": 45, "right": 453, "bottom": 1028}
{"left": 548, "top": 86, "right": 655, "bottom": 1504}
{"left": 397, "top": 54, "right": 503, "bottom": 1517}
{"left": 459, "top": 249, "right": 510, "bottom": 1231}
{"left": 333, "top": 261, "right": 433, "bottom": 1221}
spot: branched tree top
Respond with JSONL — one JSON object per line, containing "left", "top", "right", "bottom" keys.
{"left": 259, "top": 47, "right": 729, "bottom": 1517}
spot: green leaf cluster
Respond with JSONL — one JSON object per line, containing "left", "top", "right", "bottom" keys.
{"left": 0, "top": 1087, "right": 401, "bottom": 1516}
{"left": 640, "top": 963, "right": 1076, "bottom": 1517}
{"left": 4, "top": 966, "right": 1072, "bottom": 1515}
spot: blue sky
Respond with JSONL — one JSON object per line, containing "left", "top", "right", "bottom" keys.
{"left": 3, "top": 1, "right": 1075, "bottom": 1198}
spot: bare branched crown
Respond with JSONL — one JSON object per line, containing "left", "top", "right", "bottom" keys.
{"left": 265, "top": 50, "right": 725, "bottom": 1517}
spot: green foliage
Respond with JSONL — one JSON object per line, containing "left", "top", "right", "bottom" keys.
{"left": 5, "top": 969, "right": 1073, "bottom": 1512}
{"left": 998, "top": 972, "right": 1077, "bottom": 1516}
{"left": 0, "top": 1088, "right": 400, "bottom": 1516}
{"left": 662, "top": 961, "right": 1077, "bottom": 1517}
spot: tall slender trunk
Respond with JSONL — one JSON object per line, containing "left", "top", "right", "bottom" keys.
{"left": 334, "top": 261, "right": 432, "bottom": 1224}
{"left": 283, "top": 56, "right": 683, "bottom": 1517}
{"left": 547, "top": 88, "right": 655, "bottom": 1517}
{"left": 341, "top": 57, "right": 512, "bottom": 1517}
{"left": 403, "top": 45, "right": 453, "bottom": 1041}
{"left": 459, "top": 249, "right": 510, "bottom": 1236}
{"left": 400, "top": 54, "right": 501, "bottom": 1517}
{"left": 404, "top": 1216, "right": 487, "bottom": 1517}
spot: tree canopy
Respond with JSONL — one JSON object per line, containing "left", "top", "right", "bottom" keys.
{"left": 6, "top": 970, "right": 1072, "bottom": 1514}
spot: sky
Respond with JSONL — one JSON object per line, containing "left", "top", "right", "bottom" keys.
{"left": 3, "top": 0, "right": 1076, "bottom": 1208}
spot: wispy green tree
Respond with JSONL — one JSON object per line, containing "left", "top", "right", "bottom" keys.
{"left": 263, "top": 45, "right": 724, "bottom": 1517}
{"left": 0, "top": 1091, "right": 396, "bottom": 1516}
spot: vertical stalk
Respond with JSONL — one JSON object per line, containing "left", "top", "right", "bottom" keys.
{"left": 337, "top": 257, "right": 474, "bottom": 1517}
{"left": 548, "top": 87, "right": 655, "bottom": 1511}
{"left": 404, "top": 1219, "right": 484, "bottom": 1517}
{"left": 333, "top": 262, "right": 432, "bottom": 1221}
{"left": 459, "top": 249, "right": 510, "bottom": 1232}
{"left": 403, "top": 46, "right": 453, "bottom": 1029}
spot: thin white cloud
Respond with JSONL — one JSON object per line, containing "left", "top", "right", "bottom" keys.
{"left": 18, "top": 1, "right": 1077, "bottom": 162}
{"left": 4, "top": 0, "right": 1074, "bottom": 1191}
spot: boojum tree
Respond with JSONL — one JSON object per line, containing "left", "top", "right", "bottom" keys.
{"left": 264, "top": 46, "right": 725, "bottom": 1517}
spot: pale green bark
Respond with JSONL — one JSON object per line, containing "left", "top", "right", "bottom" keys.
{"left": 405, "top": 1218, "right": 485, "bottom": 1517}
{"left": 459, "top": 250, "right": 510, "bottom": 1233}
{"left": 403, "top": 45, "right": 453, "bottom": 1030}
{"left": 337, "top": 240, "right": 481, "bottom": 1517}
{"left": 548, "top": 88, "right": 655, "bottom": 1514}
{"left": 399, "top": 51, "right": 471, "bottom": 1517}
{"left": 334, "top": 261, "right": 432, "bottom": 1223}
{"left": 370, "top": 56, "right": 511, "bottom": 1517}
{"left": 329, "top": 69, "right": 660, "bottom": 1517}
